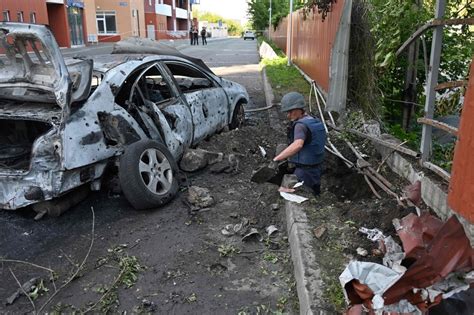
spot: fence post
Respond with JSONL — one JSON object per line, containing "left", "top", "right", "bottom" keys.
{"left": 287, "top": 0, "right": 294, "bottom": 66}
{"left": 420, "top": 0, "right": 446, "bottom": 162}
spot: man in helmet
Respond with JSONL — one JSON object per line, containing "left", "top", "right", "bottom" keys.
{"left": 272, "top": 92, "right": 327, "bottom": 196}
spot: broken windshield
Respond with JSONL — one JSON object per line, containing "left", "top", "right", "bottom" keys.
{"left": 0, "top": 23, "right": 71, "bottom": 108}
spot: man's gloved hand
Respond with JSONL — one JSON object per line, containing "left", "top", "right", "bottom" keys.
{"left": 268, "top": 160, "right": 279, "bottom": 170}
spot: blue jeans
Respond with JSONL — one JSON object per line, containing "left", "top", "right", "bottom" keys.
{"left": 294, "top": 166, "right": 322, "bottom": 196}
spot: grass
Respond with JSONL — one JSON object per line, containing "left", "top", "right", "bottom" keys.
{"left": 258, "top": 37, "right": 311, "bottom": 102}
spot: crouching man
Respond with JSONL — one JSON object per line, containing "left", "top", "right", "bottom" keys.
{"left": 272, "top": 92, "right": 327, "bottom": 196}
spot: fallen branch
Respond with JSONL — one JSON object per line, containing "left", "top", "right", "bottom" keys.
{"left": 422, "top": 161, "right": 451, "bottom": 182}
{"left": 37, "top": 207, "right": 96, "bottom": 314}
{"left": 376, "top": 140, "right": 408, "bottom": 173}
{"left": 83, "top": 268, "right": 125, "bottom": 314}
{"left": 8, "top": 268, "right": 37, "bottom": 312}
{"left": 345, "top": 127, "right": 419, "bottom": 158}
{"left": 0, "top": 259, "right": 54, "bottom": 273}
{"left": 364, "top": 175, "right": 382, "bottom": 199}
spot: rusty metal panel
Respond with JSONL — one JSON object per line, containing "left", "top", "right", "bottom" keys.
{"left": 270, "top": 1, "right": 346, "bottom": 93}
{"left": 448, "top": 58, "right": 474, "bottom": 224}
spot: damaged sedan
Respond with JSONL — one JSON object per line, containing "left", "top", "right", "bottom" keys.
{"left": 0, "top": 23, "right": 248, "bottom": 215}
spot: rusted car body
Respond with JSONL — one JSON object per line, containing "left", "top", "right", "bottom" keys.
{"left": 0, "top": 23, "right": 248, "bottom": 212}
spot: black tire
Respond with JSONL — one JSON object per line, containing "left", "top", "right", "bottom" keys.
{"left": 229, "top": 102, "right": 245, "bottom": 130}
{"left": 119, "top": 140, "right": 179, "bottom": 210}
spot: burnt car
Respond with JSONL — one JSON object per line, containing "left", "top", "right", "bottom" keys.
{"left": 0, "top": 23, "right": 248, "bottom": 214}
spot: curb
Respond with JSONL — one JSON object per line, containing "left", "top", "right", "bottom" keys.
{"left": 260, "top": 58, "right": 327, "bottom": 314}
{"left": 282, "top": 175, "right": 328, "bottom": 315}
{"left": 261, "top": 66, "right": 281, "bottom": 130}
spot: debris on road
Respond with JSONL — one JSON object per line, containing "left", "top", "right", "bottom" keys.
{"left": 279, "top": 192, "right": 308, "bottom": 204}
{"left": 242, "top": 228, "right": 263, "bottom": 242}
{"left": 186, "top": 186, "right": 214, "bottom": 208}
{"left": 179, "top": 149, "right": 224, "bottom": 172}
{"left": 313, "top": 225, "right": 327, "bottom": 239}
{"left": 266, "top": 225, "right": 279, "bottom": 237}
{"left": 5, "top": 277, "right": 39, "bottom": 305}
{"left": 258, "top": 145, "right": 267, "bottom": 158}
{"left": 356, "top": 247, "right": 368, "bottom": 257}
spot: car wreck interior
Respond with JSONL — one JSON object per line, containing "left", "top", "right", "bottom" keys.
{"left": 0, "top": 119, "right": 51, "bottom": 170}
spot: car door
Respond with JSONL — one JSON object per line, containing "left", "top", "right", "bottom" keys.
{"left": 127, "top": 63, "right": 193, "bottom": 158}
{"left": 162, "top": 61, "right": 229, "bottom": 145}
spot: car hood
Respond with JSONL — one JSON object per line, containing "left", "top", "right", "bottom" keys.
{"left": 0, "top": 23, "right": 71, "bottom": 108}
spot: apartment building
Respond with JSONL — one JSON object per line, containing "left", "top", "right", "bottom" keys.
{"left": 0, "top": 0, "right": 87, "bottom": 48}
{"left": 144, "top": 0, "right": 192, "bottom": 40}
{"left": 83, "top": 0, "right": 145, "bottom": 43}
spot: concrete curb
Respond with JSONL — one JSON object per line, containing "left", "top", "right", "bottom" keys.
{"left": 281, "top": 175, "right": 328, "bottom": 315}
{"left": 261, "top": 66, "right": 281, "bottom": 130}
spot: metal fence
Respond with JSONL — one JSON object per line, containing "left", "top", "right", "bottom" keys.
{"left": 269, "top": 0, "right": 352, "bottom": 112}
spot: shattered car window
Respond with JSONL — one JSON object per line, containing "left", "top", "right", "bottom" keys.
{"left": 165, "top": 62, "right": 214, "bottom": 93}
{"left": 0, "top": 32, "right": 57, "bottom": 102}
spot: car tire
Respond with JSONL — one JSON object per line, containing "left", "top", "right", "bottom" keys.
{"left": 119, "top": 140, "right": 179, "bottom": 210}
{"left": 229, "top": 102, "right": 245, "bottom": 130}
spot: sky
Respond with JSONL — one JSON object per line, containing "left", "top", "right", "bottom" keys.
{"left": 193, "top": 0, "right": 249, "bottom": 24}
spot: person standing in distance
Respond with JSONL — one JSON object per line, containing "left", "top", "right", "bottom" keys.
{"left": 201, "top": 26, "right": 207, "bottom": 45}
{"left": 272, "top": 92, "right": 327, "bottom": 196}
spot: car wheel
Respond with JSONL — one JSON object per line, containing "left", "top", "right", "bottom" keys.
{"left": 229, "top": 102, "right": 245, "bottom": 130}
{"left": 119, "top": 140, "right": 179, "bottom": 210}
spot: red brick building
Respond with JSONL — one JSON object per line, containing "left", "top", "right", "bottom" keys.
{"left": 0, "top": 0, "right": 87, "bottom": 48}
{"left": 144, "top": 0, "right": 191, "bottom": 40}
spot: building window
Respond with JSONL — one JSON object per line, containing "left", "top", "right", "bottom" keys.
{"left": 96, "top": 11, "right": 117, "bottom": 34}
{"left": 17, "top": 11, "right": 24, "bottom": 22}
{"left": 30, "top": 12, "right": 36, "bottom": 23}
{"left": 3, "top": 10, "right": 10, "bottom": 22}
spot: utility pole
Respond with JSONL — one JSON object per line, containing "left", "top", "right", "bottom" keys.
{"left": 269, "top": 0, "right": 272, "bottom": 38}
{"left": 286, "top": 0, "right": 294, "bottom": 66}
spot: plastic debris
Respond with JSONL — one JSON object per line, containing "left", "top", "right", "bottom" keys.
{"left": 266, "top": 225, "right": 279, "bottom": 237}
{"left": 279, "top": 191, "right": 308, "bottom": 203}
{"left": 242, "top": 228, "right": 263, "bottom": 242}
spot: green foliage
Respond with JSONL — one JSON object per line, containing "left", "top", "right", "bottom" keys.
{"left": 217, "top": 244, "right": 240, "bottom": 257}
{"left": 302, "top": 0, "right": 338, "bottom": 20}
{"left": 260, "top": 48, "right": 310, "bottom": 99}
{"left": 247, "top": 0, "right": 304, "bottom": 31}
{"left": 193, "top": 9, "right": 243, "bottom": 36}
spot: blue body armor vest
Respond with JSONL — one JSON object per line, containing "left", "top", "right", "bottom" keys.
{"left": 288, "top": 116, "right": 327, "bottom": 166}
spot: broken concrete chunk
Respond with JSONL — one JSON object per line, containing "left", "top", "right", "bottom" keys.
{"left": 313, "top": 225, "right": 327, "bottom": 239}
{"left": 179, "top": 149, "right": 223, "bottom": 172}
{"left": 186, "top": 186, "right": 214, "bottom": 208}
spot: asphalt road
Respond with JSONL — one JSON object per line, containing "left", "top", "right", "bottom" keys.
{"left": 0, "top": 38, "right": 295, "bottom": 313}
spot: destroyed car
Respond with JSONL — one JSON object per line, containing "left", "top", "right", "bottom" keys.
{"left": 0, "top": 23, "right": 248, "bottom": 214}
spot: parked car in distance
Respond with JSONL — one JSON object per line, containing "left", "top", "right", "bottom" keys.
{"left": 0, "top": 23, "right": 249, "bottom": 216}
{"left": 243, "top": 30, "right": 256, "bottom": 40}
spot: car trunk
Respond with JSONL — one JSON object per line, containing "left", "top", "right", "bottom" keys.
{"left": 0, "top": 118, "right": 53, "bottom": 171}
{"left": 0, "top": 99, "right": 60, "bottom": 172}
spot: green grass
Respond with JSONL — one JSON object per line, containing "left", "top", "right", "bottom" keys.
{"left": 259, "top": 37, "right": 311, "bottom": 102}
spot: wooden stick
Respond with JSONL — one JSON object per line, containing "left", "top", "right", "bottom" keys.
{"left": 37, "top": 207, "right": 96, "bottom": 314}
{"left": 347, "top": 128, "right": 419, "bottom": 158}
{"left": 434, "top": 80, "right": 468, "bottom": 91}
{"left": 376, "top": 140, "right": 409, "bottom": 173}
{"left": 364, "top": 175, "right": 382, "bottom": 199}
{"left": 0, "top": 259, "right": 54, "bottom": 273}
{"left": 367, "top": 167, "right": 395, "bottom": 191}
{"left": 422, "top": 161, "right": 451, "bottom": 182}
{"left": 417, "top": 117, "right": 458, "bottom": 136}
{"left": 9, "top": 268, "right": 36, "bottom": 313}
